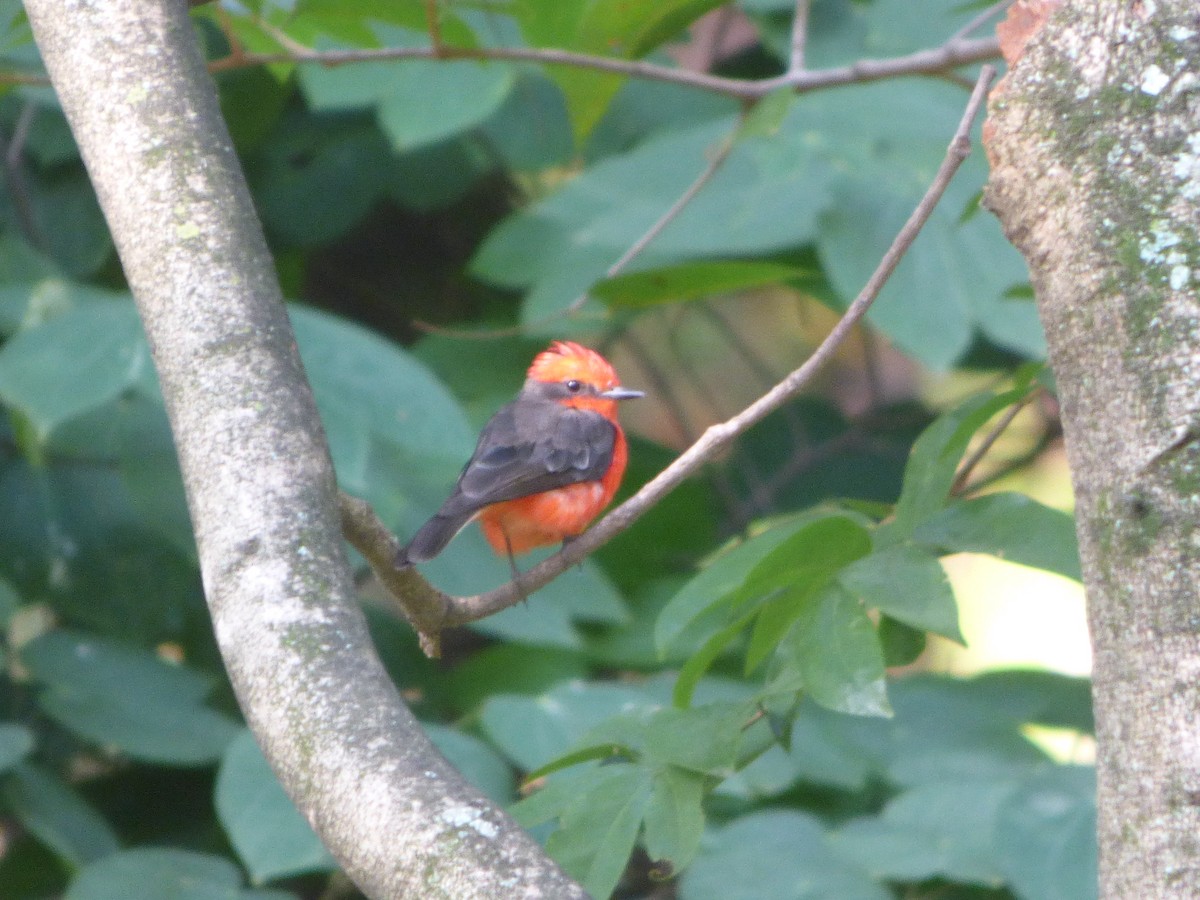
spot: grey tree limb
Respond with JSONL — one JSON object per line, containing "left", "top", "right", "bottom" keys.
{"left": 23, "top": 1, "right": 584, "bottom": 896}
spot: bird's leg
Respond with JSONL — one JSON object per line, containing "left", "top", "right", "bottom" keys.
{"left": 502, "top": 530, "right": 528, "bottom": 605}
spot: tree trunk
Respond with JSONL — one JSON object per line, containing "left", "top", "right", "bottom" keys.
{"left": 985, "top": 1, "right": 1200, "bottom": 896}
{"left": 23, "top": 1, "right": 584, "bottom": 896}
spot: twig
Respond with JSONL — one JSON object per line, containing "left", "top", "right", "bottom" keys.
{"left": 567, "top": 130, "right": 738, "bottom": 313}
{"left": 341, "top": 66, "right": 997, "bottom": 657}
{"left": 951, "top": 386, "right": 1045, "bottom": 494}
{"left": 421, "top": 123, "right": 740, "bottom": 336}
{"left": 0, "top": 103, "right": 43, "bottom": 251}
{"left": 949, "top": 0, "right": 1013, "bottom": 43}
{"left": 789, "top": 0, "right": 811, "bottom": 73}
{"left": 200, "top": 34, "right": 998, "bottom": 100}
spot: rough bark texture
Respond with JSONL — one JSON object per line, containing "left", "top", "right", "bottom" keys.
{"left": 985, "top": 1, "right": 1200, "bottom": 896}
{"left": 23, "top": 2, "right": 584, "bottom": 897}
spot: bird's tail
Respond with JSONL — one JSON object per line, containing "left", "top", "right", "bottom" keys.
{"left": 395, "top": 509, "right": 475, "bottom": 567}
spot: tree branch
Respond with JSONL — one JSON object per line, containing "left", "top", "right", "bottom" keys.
{"left": 205, "top": 33, "right": 998, "bottom": 101}
{"left": 344, "top": 66, "right": 998, "bottom": 656}
{"left": 24, "top": 1, "right": 584, "bottom": 896}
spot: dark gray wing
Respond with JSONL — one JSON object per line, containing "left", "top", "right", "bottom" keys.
{"left": 397, "top": 400, "right": 615, "bottom": 564}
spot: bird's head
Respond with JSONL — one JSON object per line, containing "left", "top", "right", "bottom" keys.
{"left": 524, "top": 340, "right": 644, "bottom": 414}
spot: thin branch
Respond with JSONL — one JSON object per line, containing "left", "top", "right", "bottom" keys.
{"left": 567, "top": 129, "right": 737, "bottom": 313}
{"left": 789, "top": 0, "right": 812, "bottom": 74}
{"left": 950, "top": 386, "right": 1043, "bottom": 495}
{"left": 949, "top": 0, "right": 1013, "bottom": 42}
{"left": 342, "top": 66, "right": 997, "bottom": 656}
{"left": 201, "top": 33, "right": 999, "bottom": 101}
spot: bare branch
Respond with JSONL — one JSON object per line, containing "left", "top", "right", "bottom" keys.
{"left": 789, "top": 0, "right": 812, "bottom": 73}
{"left": 568, "top": 130, "right": 738, "bottom": 312}
{"left": 347, "top": 67, "right": 998, "bottom": 655}
{"left": 951, "top": 386, "right": 1041, "bottom": 495}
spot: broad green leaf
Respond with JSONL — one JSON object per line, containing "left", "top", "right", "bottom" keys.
{"left": 914, "top": 492, "right": 1082, "bottom": 581}
{"left": 546, "top": 764, "right": 652, "bottom": 900}
{"left": 1, "top": 762, "right": 120, "bottom": 868}
{"left": 377, "top": 60, "right": 514, "bottom": 151}
{"left": 298, "top": 27, "right": 514, "bottom": 151}
{"left": 967, "top": 670, "right": 1093, "bottom": 734}
{"left": 772, "top": 583, "right": 890, "bottom": 717}
{"left": 839, "top": 543, "right": 963, "bottom": 642}
{"left": 643, "top": 766, "right": 705, "bottom": 875}
{"left": 470, "top": 118, "right": 833, "bottom": 314}
{"left": 832, "top": 778, "right": 1014, "bottom": 885}
{"left": 672, "top": 611, "right": 756, "bottom": 708}
{"left": 656, "top": 512, "right": 845, "bottom": 656}
{"left": 65, "top": 848, "right": 253, "bottom": 900}
{"left": 289, "top": 304, "right": 474, "bottom": 514}
{"left": 480, "top": 681, "right": 657, "bottom": 771}
{"left": 253, "top": 111, "right": 394, "bottom": 247}
{"left": 679, "top": 810, "right": 890, "bottom": 900}
{"left": 0, "top": 300, "right": 147, "bottom": 442}
{"left": 0, "top": 721, "right": 33, "bottom": 772}
{"left": 880, "top": 387, "right": 1032, "bottom": 545}
{"left": 995, "top": 765, "right": 1097, "bottom": 900}
{"left": 22, "top": 630, "right": 240, "bottom": 766}
{"left": 583, "top": 701, "right": 754, "bottom": 774}
{"left": 592, "top": 260, "right": 807, "bottom": 309}
{"left": 445, "top": 644, "right": 589, "bottom": 714}
{"left": 424, "top": 724, "right": 515, "bottom": 806}
{"left": 215, "top": 730, "right": 336, "bottom": 885}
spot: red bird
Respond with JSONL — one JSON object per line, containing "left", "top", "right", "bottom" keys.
{"left": 397, "top": 341, "right": 643, "bottom": 565}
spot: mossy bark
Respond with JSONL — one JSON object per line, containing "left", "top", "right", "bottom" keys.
{"left": 23, "top": 1, "right": 584, "bottom": 897}
{"left": 985, "top": 1, "right": 1200, "bottom": 896}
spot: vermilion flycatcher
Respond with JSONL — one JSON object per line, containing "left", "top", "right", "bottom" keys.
{"left": 396, "top": 341, "right": 643, "bottom": 565}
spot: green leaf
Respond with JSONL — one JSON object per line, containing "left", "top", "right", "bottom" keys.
{"left": 592, "top": 260, "right": 807, "bottom": 309}
{"left": 914, "top": 492, "right": 1082, "bottom": 581}
{"left": 445, "top": 644, "right": 589, "bottom": 714}
{"left": 737, "top": 515, "right": 872, "bottom": 600}
{"left": 583, "top": 701, "right": 754, "bottom": 774}
{"left": 215, "top": 730, "right": 336, "bottom": 885}
{"left": 0, "top": 300, "right": 147, "bottom": 442}
{"left": 470, "top": 117, "right": 833, "bottom": 318}
{"left": 480, "top": 681, "right": 657, "bottom": 771}
{"left": 772, "top": 584, "right": 891, "bottom": 717}
{"left": 839, "top": 543, "right": 963, "bottom": 642}
{"left": 1, "top": 762, "right": 120, "bottom": 868}
{"left": 289, "top": 304, "right": 474, "bottom": 518}
{"left": 832, "top": 778, "right": 1015, "bottom": 885}
{"left": 377, "top": 59, "right": 514, "bottom": 151}
{"left": 881, "top": 387, "right": 1032, "bottom": 544}
{"left": 22, "top": 630, "right": 240, "bottom": 766}
{"left": 679, "top": 810, "right": 890, "bottom": 900}
{"left": 0, "top": 722, "right": 32, "bottom": 772}
{"left": 546, "top": 764, "right": 652, "bottom": 900}
{"left": 656, "top": 520, "right": 800, "bottom": 656}
{"left": 672, "top": 611, "right": 756, "bottom": 708}
{"left": 423, "top": 724, "right": 515, "bottom": 806}
{"left": 995, "top": 765, "right": 1097, "bottom": 900}
{"left": 65, "top": 848, "right": 252, "bottom": 900}
{"left": 642, "top": 766, "right": 705, "bottom": 875}
{"left": 738, "top": 88, "right": 794, "bottom": 139}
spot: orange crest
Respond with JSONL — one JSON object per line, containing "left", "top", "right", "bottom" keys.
{"left": 526, "top": 340, "right": 619, "bottom": 391}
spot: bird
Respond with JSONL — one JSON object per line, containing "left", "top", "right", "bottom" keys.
{"left": 396, "top": 340, "right": 643, "bottom": 567}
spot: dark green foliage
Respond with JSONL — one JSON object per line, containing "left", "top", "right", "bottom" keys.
{"left": 0, "top": 1, "right": 1096, "bottom": 899}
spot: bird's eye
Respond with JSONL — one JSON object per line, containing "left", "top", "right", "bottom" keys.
{"left": 565, "top": 379, "right": 582, "bottom": 393}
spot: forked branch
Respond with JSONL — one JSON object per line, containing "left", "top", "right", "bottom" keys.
{"left": 341, "top": 66, "right": 998, "bottom": 658}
